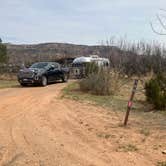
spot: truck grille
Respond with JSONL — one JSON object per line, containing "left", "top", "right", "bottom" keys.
{"left": 21, "top": 72, "right": 34, "bottom": 78}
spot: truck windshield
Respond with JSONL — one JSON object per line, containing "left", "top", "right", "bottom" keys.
{"left": 30, "top": 62, "right": 48, "bottom": 69}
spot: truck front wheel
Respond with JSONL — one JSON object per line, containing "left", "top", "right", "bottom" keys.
{"left": 41, "top": 76, "right": 47, "bottom": 86}
{"left": 62, "top": 74, "right": 68, "bottom": 82}
{"left": 20, "top": 83, "right": 27, "bottom": 87}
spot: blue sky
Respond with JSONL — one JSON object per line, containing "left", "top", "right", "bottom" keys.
{"left": 1, "top": 0, "right": 166, "bottom": 45}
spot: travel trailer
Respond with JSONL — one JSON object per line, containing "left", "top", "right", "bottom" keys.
{"left": 71, "top": 55, "right": 110, "bottom": 78}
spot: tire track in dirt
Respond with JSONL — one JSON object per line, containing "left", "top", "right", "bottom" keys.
{"left": 0, "top": 82, "right": 164, "bottom": 166}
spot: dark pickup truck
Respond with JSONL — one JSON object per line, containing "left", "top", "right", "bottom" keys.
{"left": 17, "top": 62, "right": 69, "bottom": 86}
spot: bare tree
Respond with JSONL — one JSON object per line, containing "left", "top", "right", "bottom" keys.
{"left": 151, "top": 9, "right": 166, "bottom": 35}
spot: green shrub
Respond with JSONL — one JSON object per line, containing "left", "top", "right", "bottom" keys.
{"left": 0, "top": 43, "right": 8, "bottom": 64}
{"left": 85, "top": 62, "right": 99, "bottom": 76}
{"left": 145, "top": 74, "right": 166, "bottom": 110}
{"left": 79, "top": 63, "right": 120, "bottom": 96}
{"left": 79, "top": 69, "right": 111, "bottom": 95}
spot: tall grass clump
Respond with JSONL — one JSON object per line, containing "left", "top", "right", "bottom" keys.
{"left": 79, "top": 63, "right": 120, "bottom": 96}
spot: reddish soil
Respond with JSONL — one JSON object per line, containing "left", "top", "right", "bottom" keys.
{"left": 0, "top": 82, "right": 165, "bottom": 166}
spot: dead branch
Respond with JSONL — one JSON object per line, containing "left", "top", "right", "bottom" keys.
{"left": 150, "top": 22, "right": 166, "bottom": 35}
{"left": 151, "top": 9, "right": 166, "bottom": 35}
{"left": 156, "top": 14, "right": 166, "bottom": 31}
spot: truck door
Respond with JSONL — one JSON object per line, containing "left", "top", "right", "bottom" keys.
{"left": 48, "top": 63, "right": 63, "bottom": 82}
{"left": 47, "top": 64, "right": 57, "bottom": 82}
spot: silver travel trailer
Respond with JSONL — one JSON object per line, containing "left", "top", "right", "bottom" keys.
{"left": 71, "top": 55, "right": 110, "bottom": 78}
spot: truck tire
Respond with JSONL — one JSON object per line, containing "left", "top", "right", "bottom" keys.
{"left": 62, "top": 74, "right": 68, "bottom": 82}
{"left": 20, "top": 83, "right": 27, "bottom": 87}
{"left": 41, "top": 76, "right": 47, "bottom": 86}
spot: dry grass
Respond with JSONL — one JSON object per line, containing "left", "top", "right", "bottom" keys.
{"left": 0, "top": 73, "right": 18, "bottom": 89}
{"left": 63, "top": 80, "right": 166, "bottom": 127}
{"left": 79, "top": 69, "right": 121, "bottom": 96}
{"left": 0, "top": 73, "right": 17, "bottom": 80}
{"left": 157, "top": 161, "right": 166, "bottom": 166}
{"left": 0, "top": 80, "right": 18, "bottom": 89}
{"left": 140, "top": 128, "right": 150, "bottom": 136}
{"left": 117, "top": 144, "right": 138, "bottom": 152}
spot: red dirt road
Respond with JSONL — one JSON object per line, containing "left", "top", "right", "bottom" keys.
{"left": 0, "top": 83, "right": 165, "bottom": 166}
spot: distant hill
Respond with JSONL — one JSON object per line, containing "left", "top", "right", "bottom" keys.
{"left": 6, "top": 43, "right": 121, "bottom": 65}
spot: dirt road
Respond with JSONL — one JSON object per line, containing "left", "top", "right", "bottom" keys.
{"left": 0, "top": 83, "right": 165, "bottom": 166}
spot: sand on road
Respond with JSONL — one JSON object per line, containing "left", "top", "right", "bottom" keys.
{"left": 0, "top": 82, "right": 165, "bottom": 166}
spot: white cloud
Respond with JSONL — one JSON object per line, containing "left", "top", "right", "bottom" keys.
{"left": 1, "top": 0, "right": 166, "bottom": 44}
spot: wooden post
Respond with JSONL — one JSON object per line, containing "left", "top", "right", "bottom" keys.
{"left": 124, "top": 79, "right": 139, "bottom": 126}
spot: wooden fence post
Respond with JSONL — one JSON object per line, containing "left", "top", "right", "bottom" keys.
{"left": 124, "top": 79, "right": 139, "bottom": 126}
